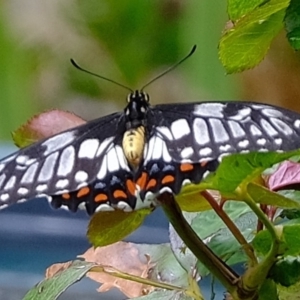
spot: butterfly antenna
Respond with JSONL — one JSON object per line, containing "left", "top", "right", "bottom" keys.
{"left": 141, "top": 45, "right": 197, "bottom": 91}
{"left": 70, "top": 59, "right": 133, "bottom": 93}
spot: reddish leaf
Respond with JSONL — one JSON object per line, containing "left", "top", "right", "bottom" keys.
{"left": 267, "top": 161, "right": 300, "bottom": 191}
{"left": 12, "top": 110, "right": 86, "bottom": 148}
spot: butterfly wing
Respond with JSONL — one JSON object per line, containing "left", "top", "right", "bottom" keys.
{"left": 149, "top": 101, "right": 300, "bottom": 163}
{"left": 0, "top": 112, "right": 132, "bottom": 210}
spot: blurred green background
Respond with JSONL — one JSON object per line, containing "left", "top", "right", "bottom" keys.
{"left": 0, "top": 0, "right": 300, "bottom": 140}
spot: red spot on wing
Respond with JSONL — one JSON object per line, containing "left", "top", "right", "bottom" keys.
{"left": 126, "top": 179, "right": 136, "bottom": 196}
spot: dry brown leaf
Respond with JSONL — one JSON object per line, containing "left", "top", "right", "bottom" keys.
{"left": 45, "top": 261, "right": 73, "bottom": 279}
{"left": 79, "top": 242, "right": 155, "bottom": 298}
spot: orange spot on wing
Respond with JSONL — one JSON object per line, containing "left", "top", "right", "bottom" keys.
{"left": 62, "top": 193, "right": 71, "bottom": 200}
{"left": 126, "top": 179, "right": 136, "bottom": 196}
{"left": 180, "top": 163, "right": 194, "bottom": 172}
{"left": 113, "top": 190, "right": 127, "bottom": 199}
{"left": 77, "top": 187, "right": 90, "bottom": 198}
{"left": 95, "top": 193, "right": 108, "bottom": 202}
{"left": 146, "top": 179, "right": 157, "bottom": 190}
{"left": 162, "top": 175, "right": 175, "bottom": 184}
{"left": 136, "top": 172, "right": 148, "bottom": 190}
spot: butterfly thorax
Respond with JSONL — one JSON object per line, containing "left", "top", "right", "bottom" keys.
{"left": 122, "top": 90, "right": 150, "bottom": 168}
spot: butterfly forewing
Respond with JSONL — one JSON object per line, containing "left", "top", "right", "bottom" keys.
{"left": 151, "top": 101, "right": 300, "bottom": 163}
{"left": 0, "top": 112, "right": 128, "bottom": 208}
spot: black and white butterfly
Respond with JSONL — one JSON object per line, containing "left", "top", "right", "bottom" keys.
{"left": 1, "top": 91, "right": 300, "bottom": 215}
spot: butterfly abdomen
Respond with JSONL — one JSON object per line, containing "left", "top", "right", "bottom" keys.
{"left": 122, "top": 126, "right": 146, "bottom": 168}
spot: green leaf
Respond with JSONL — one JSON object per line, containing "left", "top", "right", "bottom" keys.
{"left": 247, "top": 183, "right": 300, "bottom": 208}
{"left": 258, "top": 279, "right": 279, "bottom": 300}
{"left": 270, "top": 256, "right": 300, "bottom": 287}
{"left": 227, "top": 0, "right": 267, "bottom": 21}
{"left": 204, "top": 150, "right": 300, "bottom": 195}
{"left": 220, "top": 0, "right": 290, "bottom": 73}
{"left": 285, "top": 0, "right": 300, "bottom": 50}
{"left": 23, "top": 260, "right": 94, "bottom": 300}
{"left": 189, "top": 201, "right": 253, "bottom": 239}
{"left": 252, "top": 224, "right": 300, "bottom": 256}
{"left": 87, "top": 208, "right": 152, "bottom": 247}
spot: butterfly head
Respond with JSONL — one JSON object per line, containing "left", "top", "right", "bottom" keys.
{"left": 124, "top": 90, "right": 150, "bottom": 129}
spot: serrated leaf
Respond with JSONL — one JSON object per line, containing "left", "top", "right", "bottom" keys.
{"left": 270, "top": 256, "right": 300, "bottom": 287}
{"left": 204, "top": 150, "right": 300, "bottom": 195}
{"left": 12, "top": 110, "right": 86, "bottom": 148}
{"left": 247, "top": 183, "right": 300, "bottom": 208}
{"left": 87, "top": 208, "right": 152, "bottom": 247}
{"left": 23, "top": 260, "right": 94, "bottom": 300}
{"left": 227, "top": 0, "right": 266, "bottom": 21}
{"left": 220, "top": 0, "right": 290, "bottom": 73}
{"left": 285, "top": 0, "right": 300, "bottom": 50}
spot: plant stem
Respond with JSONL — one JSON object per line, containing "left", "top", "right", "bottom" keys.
{"left": 201, "top": 191, "right": 257, "bottom": 267}
{"left": 158, "top": 192, "right": 257, "bottom": 299}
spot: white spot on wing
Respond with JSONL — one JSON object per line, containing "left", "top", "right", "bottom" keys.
{"left": 260, "top": 119, "right": 278, "bottom": 136}
{"left": 261, "top": 108, "right": 283, "bottom": 118}
{"left": 21, "top": 162, "right": 39, "bottom": 184}
{"left": 294, "top": 120, "right": 300, "bottom": 128}
{"left": 171, "top": 119, "right": 190, "bottom": 139}
{"left": 181, "top": 147, "right": 194, "bottom": 159}
{"left": 0, "top": 164, "right": 4, "bottom": 172}
{"left": 75, "top": 171, "right": 88, "bottom": 183}
{"left": 209, "top": 119, "right": 229, "bottom": 142}
{"left": 78, "top": 139, "right": 99, "bottom": 159}
{"left": 18, "top": 187, "right": 29, "bottom": 195}
{"left": 228, "top": 121, "right": 245, "bottom": 138}
{"left": 107, "top": 148, "right": 120, "bottom": 172}
{"left": 116, "top": 201, "right": 132, "bottom": 212}
{"left": 56, "top": 179, "right": 69, "bottom": 189}
{"left": 257, "top": 138, "right": 266, "bottom": 146}
{"left": 250, "top": 125, "right": 262, "bottom": 136}
{"left": 57, "top": 146, "right": 75, "bottom": 176}
{"left": 4, "top": 176, "right": 16, "bottom": 190}
{"left": 144, "top": 136, "right": 155, "bottom": 163}
{"left": 42, "top": 131, "right": 75, "bottom": 155}
{"left": 219, "top": 144, "right": 231, "bottom": 152}
{"left": 194, "top": 103, "right": 224, "bottom": 118}
{"left": 0, "top": 193, "right": 9, "bottom": 202}
{"left": 36, "top": 184, "right": 48, "bottom": 192}
{"left": 16, "top": 155, "right": 29, "bottom": 164}
{"left": 152, "top": 137, "right": 163, "bottom": 160}
{"left": 275, "top": 138, "right": 283, "bottom": 145}
{"left": 270, "top": 118, "right": 293, "bottom": 135}
{"left": 238, "top": 140, "right": 250, "bottom": 148}
{"left": 95, "top": 204, "right": 115, "bottom": 212}
{"left": 193, "top": 118, "right": 210, "bottom": 145}
{"left": 199, "top": 147, "right": 212, "bottom": 156}
{"left": 38, "top": 152, "right": 59, "bottom": 182}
